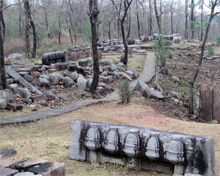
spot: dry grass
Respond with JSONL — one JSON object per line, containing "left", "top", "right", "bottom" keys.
{"left": 0, "top": 98, "right": 220, "bottom": 176}
{"left": 4, "top": 38, "right": 25, "bottom": 57}
{"left": 102, "top": 54, "right": 145, "bottom": 74}
{"left": 214, "top": 47, "right": 220, "bottom": 55}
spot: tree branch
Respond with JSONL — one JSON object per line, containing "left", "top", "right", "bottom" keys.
{"left": 0, "top": 2, "right": 25, "bottom": 12}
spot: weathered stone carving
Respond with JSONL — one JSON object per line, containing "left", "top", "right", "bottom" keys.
{"left": 164, "top": 135, "right": 184, "bottom": 164}
{"left": 69, "top": 120, "right": 215, "bottom": 176}
{"left": 145, "top": 131, "right": 160, "bottom": 160}
{"left": 84, "top": 124, "right": 101, "bottom": 151}
{"left": 123, "top": 129, "right": 140, "bottom": 157}
{"left": 104, "top": 126, "right": 119, "bottom": 154}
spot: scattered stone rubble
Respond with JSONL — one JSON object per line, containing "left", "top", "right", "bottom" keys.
{"left": 69, "top": 120, "right": 214, "bottom": 176}
{"left": 0, "top": 158, "right": 65, "bottom": 176}
{"left": 1, "top": 51, "right": 137, "bottom": 111}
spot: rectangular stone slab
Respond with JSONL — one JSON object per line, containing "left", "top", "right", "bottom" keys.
{"left": 69, "top": 120, "right": 215, "bottom": 176}
{"left": 6, "top": 67, "right": 42, "bottom": 95}
{"left": 7, "top": 103, "right": 23, "bottom": 111}
{"left": 10, "top": 159, "right": 48, "bottom": 170}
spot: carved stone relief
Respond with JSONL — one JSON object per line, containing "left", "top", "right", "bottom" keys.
{"left": 69, "top": 120, "right": 215, "bottom": 176}
{"left": 145, "top": 131, "right": 160, "bottom": 160}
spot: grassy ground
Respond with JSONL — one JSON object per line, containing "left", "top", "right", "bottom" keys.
{"left": 103, "top": 54, "right": 146, "bottom": 74}
{"left": 0, "top": 97, "right": 219, "bottom": 176}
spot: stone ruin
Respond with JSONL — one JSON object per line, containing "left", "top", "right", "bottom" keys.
{"left": 65, "top": 45, "right": 91, "bottom": 61}
{"left": 42, "top": 51, "right": 67, "bottom": 65}
{"left": 0, "top": 158, "right": 65, "bottom": 176}
{"left": 69, "top": 120, "right": 215, "bottom": 176}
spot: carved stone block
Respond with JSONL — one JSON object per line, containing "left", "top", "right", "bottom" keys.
{"left": 69, "top": 120, "right": 215, "bottom": 176}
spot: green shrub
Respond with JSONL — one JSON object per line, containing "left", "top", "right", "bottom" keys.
{"left": 118, "top": 79, "right": 133, "bottom": 104}
{"left": 216, "top": 35, "right": 220, "bottom": 46}
{"left": 207, "top": 45, "right": 215, "bottom": 57}
{"left": 154, "top": 34, "right": 170, "bottom": 68}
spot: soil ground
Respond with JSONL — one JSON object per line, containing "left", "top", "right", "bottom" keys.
{"left": 0, "top": 97, "right": 220, "bottom": 176}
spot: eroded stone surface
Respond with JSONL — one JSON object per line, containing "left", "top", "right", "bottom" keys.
{"left": 11, "top": 159, "right": 48, "bottom": 170}
{"left": 0, "top": 166, "right": 18, "bottom": 176}
{"left": 69, "top": 120, "right": 215, "bottom": 176}
{"left": 28, "top": 162, "right": 65, "bottom": 176}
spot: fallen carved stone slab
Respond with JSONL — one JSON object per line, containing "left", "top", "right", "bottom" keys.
{"left": 6, "top": 67, "right": 42, "bottom": 95}
{"left": 69, "top": 120, "right": 214, "bottom": 176}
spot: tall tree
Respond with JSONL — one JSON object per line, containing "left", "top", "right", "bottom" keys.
{"left": 111, "top": 0, "right": 133, "bottom": 65}
{"left": 200, "top": 2, "right": 204, "bottom": 41}
{"left": 189, "top": 0, "right": 220, "bottom": 115}
{"left": 190, "top": 0, "right": 195, "bottom": 39}
{"left": 170, "top": 0, "right": 174, "bottom": 34}
{"left": 0, "top": 0, "right": 5, "bottom": 42}
{"left": 148, "top": 0, "right": 153, "bottom": 36}
{"left": 89, "top": 0, "right": 99, "bottom": 93}
{"left": 24, "top": 0, "right": 37, "bottom": 58}
{"left": 18, "top": 0, "right": 23, "bottom": 37}
{"left": 136, "top": 0, "right": 140, "bottom": 39}
{"left": 57, "top": 1, "right": 64, "bottom": 45}
{"left": 185, "top": 0, "right": 188, "bottom": 39}
{"left": 154, "top": 0, "right": 161, "bottom": 33}
{"left": 0, "top": 0, "right": 7, "bottom": 90}
{"left": 24, "top": 0, "right": 30, "bottom": 59}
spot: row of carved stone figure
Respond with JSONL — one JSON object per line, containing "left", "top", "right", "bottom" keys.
{"left": 84, "top": 125, "right": 186, "bottom": 165}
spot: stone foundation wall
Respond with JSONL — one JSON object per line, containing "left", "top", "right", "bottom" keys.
{"left": 69, "top": 120, "right": 215, "bottom": 176}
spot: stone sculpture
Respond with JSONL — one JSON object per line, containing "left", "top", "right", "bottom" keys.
{"left": 69, "top": 120, "right": 215, "bottom": 176}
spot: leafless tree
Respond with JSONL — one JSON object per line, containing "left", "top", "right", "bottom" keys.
{"left": 89, "top": 0, "right": 99, "bottom": 93}
{"left": 111, "top": 0, "right": 133, "bottom": 65}
{"left": 189, "top": 0, "right": 220, "bottom": 115}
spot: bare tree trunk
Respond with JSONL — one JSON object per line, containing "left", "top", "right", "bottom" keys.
{"left": 89, "top": 0, "right": 99, "bottom": 93}
{"left": 117, "top": 19, "right": 120, "bottom": 39}
{"left": 154, "top": 0, "right": 161, "bottom": 33}
{"left": 121, "top": 19, "right": 128, "bottom": 65}
{"left": 136, "top": 0, "right": 140, "bottom": 39}
{"left": 66, "top": 19, "right": 73, "bottom": 44}
{"left": 67, "top": 12, "right": 77, "bottom": 45}
{"left": 189, "top": 1, "right": 217, "bottom": 115}
{"left": 126, "top": 7, "right": 131, "bottom": 40}
{"left": 0, "top": 13, "right": 7, "bottom": 90}
{"left": 44, "top": 8, "right": 51, "bottom": 39}
{"left": 148, "top": 0, "right": 152, "bottom": 35}
{"left": 25, "top": 0, "right": 36, "bottom": 58}
{"left": 159, "top": 0, "right": 162, "bottom": 31}
{"left": 108, "top": 20, "right": 111, "bottom": 40}
{"left": 170, "top": 1, "right": 173, "bottom": 34}
{"left": 201, "top": 2, "right": 203, "bottom": 41}
{"left": 24, "top": 0, "right": 30, "bottom": 59}
{"left": 0, "top": 0, "right": 5, "bottom": 42}
{"left": 111, "top": 0, "right": 133, "bottom": 65}
{"left": 190, "top": 0, "right": 194, "bottom": 39}
{"left": 18, "top": 0, "right": 23, "bottom": 37}
{"left": 185, "top": 0, "right": 188, "bottom": 39}
{"left": 58, "top": 14, "right": 61, "bottom": 45}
